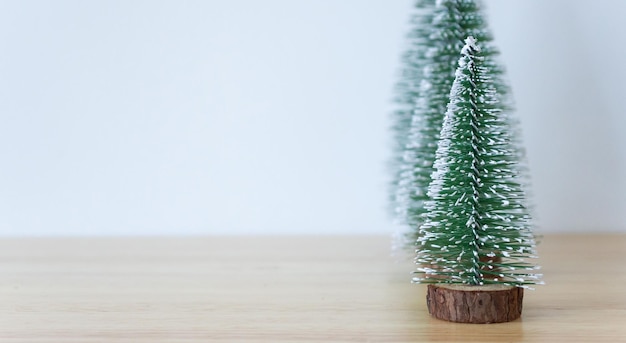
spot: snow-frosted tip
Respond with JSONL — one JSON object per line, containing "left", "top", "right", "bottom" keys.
{"left": 461, "top": 36, "right": 480, "bottom": 56}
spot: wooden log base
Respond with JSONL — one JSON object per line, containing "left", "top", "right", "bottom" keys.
{"left": 426, "top": 284, "right": 524, "bottom": 324}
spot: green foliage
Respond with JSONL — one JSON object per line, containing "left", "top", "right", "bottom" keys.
{"left": 413, "top": 37, "right": 540, "bottom": 287}
{"left": 390, "top": 0, "right": 436, "bottom": 223}
{"left": 394, "top": 0, "right": 512, "bottom": 244}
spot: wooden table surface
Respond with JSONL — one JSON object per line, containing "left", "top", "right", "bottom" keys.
{"left": 1, "top": 234, "right": 625, "bottom": 342}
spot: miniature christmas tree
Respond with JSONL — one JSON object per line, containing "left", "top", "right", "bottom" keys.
{"left": 413, "top": 36, "right": 541, "bottom": 323}
{"left": 393, "top": 0, "right": 529, "bottom": 247}
{"left": 390, "top": 0, "right": 436, "bottom": 228}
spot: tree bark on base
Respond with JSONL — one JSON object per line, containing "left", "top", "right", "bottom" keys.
{"left": 426, "top": 284, "right": 523, "bottom": 324}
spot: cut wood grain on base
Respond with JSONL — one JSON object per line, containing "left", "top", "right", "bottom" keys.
{"left": 426, "top": 284, "right": 524, "bottom": 324}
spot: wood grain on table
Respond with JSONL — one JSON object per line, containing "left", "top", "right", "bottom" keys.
{"left": 1, "top": 234, "right": 625, "bottom": 342}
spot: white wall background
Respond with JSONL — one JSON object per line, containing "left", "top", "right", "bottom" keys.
{"left": 488, "top": 0, "right": 626, "bottom": 233}
{"left": 0, "top": 0, "right": 624, "bottom": 236}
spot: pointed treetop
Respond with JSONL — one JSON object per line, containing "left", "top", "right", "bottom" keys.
{"left": 457, "top": 36, "right": 484, "bottom": 76}
{"left": 461, "top": 36, "right": 480, "bottom": 55}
